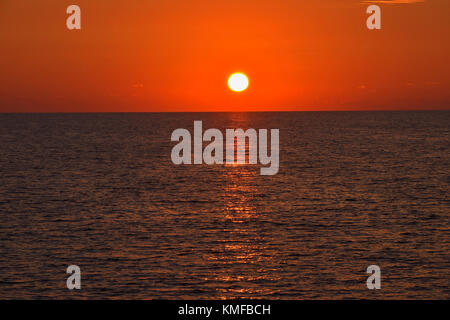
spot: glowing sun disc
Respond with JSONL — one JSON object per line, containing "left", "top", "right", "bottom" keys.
{"left": 228, "top": 73, "right": 249, "bottom": 92}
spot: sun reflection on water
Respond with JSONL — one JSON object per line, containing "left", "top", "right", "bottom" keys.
{"left": 203, "top": 114, "right": 281, "bottom": 299}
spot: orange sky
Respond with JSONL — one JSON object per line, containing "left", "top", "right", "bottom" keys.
{"left": 0, "top": 0, "right": 449, "bottom": 112}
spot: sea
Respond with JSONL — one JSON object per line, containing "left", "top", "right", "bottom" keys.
{"left": 0, "top": 111, "right": 448, "bottom": 299}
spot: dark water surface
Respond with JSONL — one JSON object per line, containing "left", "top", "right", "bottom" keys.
{"left": 0, "top": 112, "right": 448, "bottom": 299}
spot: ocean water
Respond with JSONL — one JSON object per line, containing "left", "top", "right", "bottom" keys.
{"left": 0, "top": 111, "right": 448, "bottom": 299}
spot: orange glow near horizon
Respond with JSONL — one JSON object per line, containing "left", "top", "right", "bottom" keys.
{"left": 0, "top": 0, "right": 449, "bottom": 112}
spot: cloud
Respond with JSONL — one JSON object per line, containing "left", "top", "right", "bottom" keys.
{"left": 362, "top": 0, "right": 425, "bottom": 3}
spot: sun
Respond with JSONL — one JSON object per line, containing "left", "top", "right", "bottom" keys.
{"left": 228, "top": 73, "right": 249, "bottom": 92}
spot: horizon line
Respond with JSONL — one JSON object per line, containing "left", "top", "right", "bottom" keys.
{"left": 1, "top": 109, "right": 450, "bottom": 114}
